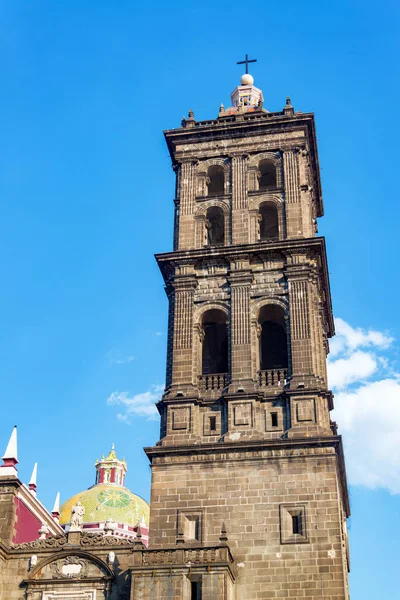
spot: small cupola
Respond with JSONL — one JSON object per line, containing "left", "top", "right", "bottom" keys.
{"left": 94, "top": 443, "right": 127, "bottom": 486}
{"left": 230, "top": 72, "right": 264, "bottom": 109}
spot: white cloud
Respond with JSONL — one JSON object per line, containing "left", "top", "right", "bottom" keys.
{"left": 107, "top": 385, "right": 164, "bottom": 422}
{"left": 329, "top": 318, "right": 400, "bottom": 494}
{"left": 329, "top": 317, "right": 393, "bottom": 357}
{"left": 334, "top": 379, "right": 400, "bottom": 494}
{"left": 328, "top": 350, "right": 377, "bottom": 390}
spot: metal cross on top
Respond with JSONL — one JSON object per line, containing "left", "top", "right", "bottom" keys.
{"left": 237, "top": 53, "right": 257, "bottom": 74}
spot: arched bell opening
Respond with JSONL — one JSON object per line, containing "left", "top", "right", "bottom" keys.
{"left": 259, "top": 201, "right": 279, "bottom": 241}
{"left": 258, "top": 304, "right": 288, "bottom": 387}
{"left": 257, "top": 159, "right": 277, "bottom": 190}
{"left": 207, "top": 165, "right": 225, "bottom": 196}
{"left": 202, "top": 309, "right": 228, "bottom": 375}
{"left": 206, "top": 206, "right": 225, "bottom": 246}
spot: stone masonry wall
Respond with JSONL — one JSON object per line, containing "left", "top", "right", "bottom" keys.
{"left": 149, "top": 445, "right": 349, "bottom": 600}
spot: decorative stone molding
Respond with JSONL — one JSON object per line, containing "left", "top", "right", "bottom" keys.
{"left": 79, "top": 532, "right": 133, "bottom": 547}
{"left": 12, "top": 534, "right": 67, "bottom": 550}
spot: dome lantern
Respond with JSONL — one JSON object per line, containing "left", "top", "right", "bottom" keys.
{"left": 94, "top": 443, "right": 127, "bottom": 486}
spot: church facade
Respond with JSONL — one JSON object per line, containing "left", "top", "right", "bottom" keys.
{"left": 0, "top": 69, "right": 350, "bottom": 599}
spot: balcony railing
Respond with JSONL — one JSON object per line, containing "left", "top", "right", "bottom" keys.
{"left": 258, "top": 368, "right": 288, "bottom": 387}
{"left": 199, "top": 373, "right": 228, "bottom": 392}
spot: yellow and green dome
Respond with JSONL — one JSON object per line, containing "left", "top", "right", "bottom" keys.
{"left": 59, "top": 483, "right": 149, "bottom": 526}
{"left": 59, "top": 444, "right": 149, "bottom": 529}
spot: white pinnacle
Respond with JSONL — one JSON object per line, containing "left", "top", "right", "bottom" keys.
{"left": 2, "top": 426, "right": 18, "bottom": 462}
{"left": 52, "top": 492, "right": 60, "bottom": 514}
{"left": 29, "top": 463, "right": 37, "bottom": 486}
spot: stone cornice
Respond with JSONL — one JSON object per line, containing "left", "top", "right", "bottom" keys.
{"left": 156, "top": 237, "right": 334, "bottom": 337}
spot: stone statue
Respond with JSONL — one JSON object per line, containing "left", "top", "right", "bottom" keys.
{"left": 104, "top": 518, "right": 117, "bottom": 535}
{"left": 70, "top": 501, "right": 85, "bottom": 530}
{"left": 38, "top": 522, "right": 50, "bottom": 539}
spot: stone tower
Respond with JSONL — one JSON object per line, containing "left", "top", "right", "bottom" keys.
{"left": 131, "top": 72, "right": 350, "bottom": 599}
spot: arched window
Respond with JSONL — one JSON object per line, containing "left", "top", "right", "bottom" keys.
{"left": 207, "top": 165, "right": 225, "bottom": 196}
{"left": 259, "top": 202, "right": 279, "bottom": 241}
{"left": 259, "top": 305, "right": 288, "bottom": 371}
{"left": 202, "top": 309, "right": 228, "bottom": 375}
{"left": 258, "top": 159, "right": 276, "bottom": 190}
{"left": 206, "top": 206, "right": 225, "bottom": 245}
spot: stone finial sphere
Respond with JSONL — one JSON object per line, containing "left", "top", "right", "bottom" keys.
{"left": 240, "top": 73, "right": 254, "bottom": 86}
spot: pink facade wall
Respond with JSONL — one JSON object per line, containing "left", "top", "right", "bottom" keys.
{"left": 13, "top": 496, "right": 41, "bottom": 544}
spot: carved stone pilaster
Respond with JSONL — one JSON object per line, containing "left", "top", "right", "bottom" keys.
{"left": 289, "top": 279, "right": 310, "bottom": 342}
{"left": 179, "top": 161, "right": 197, "bottom": 216}
{"left": 228, "top": 272, "right": 253, "bottom": 386}
{"left": 170, "top": 278, "right": 197, "bottom": 388}
{"left": 286, "top": 268, "right": 318, "bottom": 387}
{"left": 283, "top": 150, "right": 300, "bottom": 205}
{"left": 173, "top": 287, "right": 195, "bottom": 350}
{"left": 231, "top": 155, "right": 247, "bottom": 210}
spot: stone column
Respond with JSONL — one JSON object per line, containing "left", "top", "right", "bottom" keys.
{"left": 231, "top": 155, "right": 248, "bottom": 245}
{"left": 178, "top": 160, "right": 197, "bottom": 250}
{"left": 228, "top": 267, "right": 253, "bottom": 388}
{"left": 170, "top": 277, "right": 197, "bottom": 392}
{"left": 283, "top": 149, "right": 303, "bottom": 239}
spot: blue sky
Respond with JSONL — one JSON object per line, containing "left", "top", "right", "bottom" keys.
{"left": 0, "top": 1, "right": 399, "bottom": 597}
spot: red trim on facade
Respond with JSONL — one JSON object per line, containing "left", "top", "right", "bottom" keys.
{"left": 1, "top": 457, "right": 18, "bottom": 467}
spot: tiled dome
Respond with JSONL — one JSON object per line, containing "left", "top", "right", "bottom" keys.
{"left": 59, "top": 483, "right": 149, "bottom": 526}
{"left": 59, "top": 444, "right": 150, "bottom": 542}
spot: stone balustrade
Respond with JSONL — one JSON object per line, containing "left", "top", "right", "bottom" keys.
{"left": 198, "top": 373, "right": 228, "bottom": 392}
{"left": 133, "top": 544, "right": 235, "bottom": 570}
{"left": 257, "top": 368, "right": 288, "bottom": 387}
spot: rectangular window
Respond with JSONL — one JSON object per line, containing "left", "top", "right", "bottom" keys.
{"left": 191, "top": 581, "right": 202, "bottom": 600}
{"left": 280, "top": 504, "right": 308, "bottom": 544}
{"left": 209, "top": 416, "right": 217, "bottom": 431}
{"left": 179, "top": 512, "right": 202, "bottom": 542}
{"left": 271, "top": 412, "right": 278, "bottom": 427}
{"left": 292, "top": 514, "right": 301, "bottom": 534}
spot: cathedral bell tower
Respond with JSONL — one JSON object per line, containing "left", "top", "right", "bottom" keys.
{"left": 131, "top": 66, "right": 350, "bottom": 600}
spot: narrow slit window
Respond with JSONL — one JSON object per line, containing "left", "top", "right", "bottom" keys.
{"left": 271, "top": 412, "right": 278, "bottom": 427}
{"left": 292, "top": 514, "right": 301, "bottom": 535}
{"left": 191, "top": 581, "right": 202, "bottom": 600}
{"left": 209, "top": 416, "right": 217, "bottom": 431}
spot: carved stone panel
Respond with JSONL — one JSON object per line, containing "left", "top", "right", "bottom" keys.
{"left": 170, "top": 406, "right": 191, "bottom": 432}
{"left": 233, "top": 402, "right": 253, "bottom": 427}
{"left": 294, "top": 398, "right": 316, "bottom": 423}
